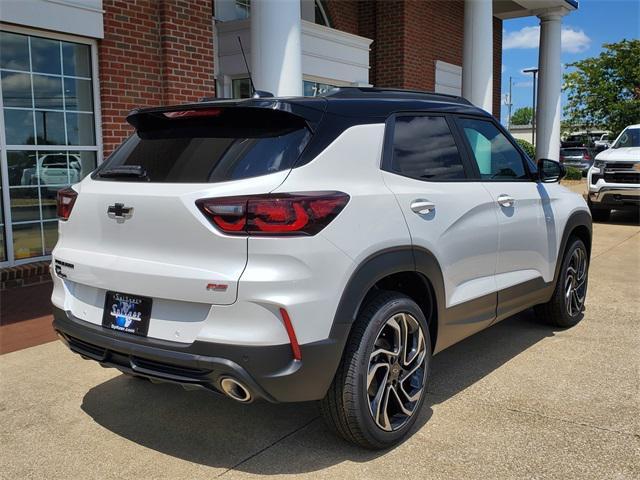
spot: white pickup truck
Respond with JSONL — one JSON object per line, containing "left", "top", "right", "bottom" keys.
{"left": 587, "top": 125, "right": 640, "bottom": 221}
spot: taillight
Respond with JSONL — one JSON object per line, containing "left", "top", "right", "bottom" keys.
{"left": 583, "top": 152, "right": 592, "bottom": 160}
{"left": 196, "top": 192, "right": 349, "bottom": 236}
{"left": 57, "top": 188, "right": 78, "bottom": 221}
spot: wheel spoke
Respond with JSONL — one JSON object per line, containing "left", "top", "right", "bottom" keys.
{"left": 367, "top": 361, "right": 390, "bottom": 390}
{"left": 389, "top": 385, "right": 414, "bottom": 416}
{"left": 378, "top": 384, "right": 392, "bottom": 431}
{"left": 369, "top": 368, "right": 390, "bottom": 430}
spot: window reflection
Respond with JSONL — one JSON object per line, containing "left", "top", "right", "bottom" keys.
{"left": 0, "top": 32, "right": 30, "bottom": 71}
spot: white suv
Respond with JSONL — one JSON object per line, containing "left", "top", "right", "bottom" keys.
{"left": 52, "top": 88, "right": 592, "bottom": 449}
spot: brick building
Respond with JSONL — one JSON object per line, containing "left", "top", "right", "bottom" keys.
{"left": 0, "top": 0, "right": 577, "bottom": 267}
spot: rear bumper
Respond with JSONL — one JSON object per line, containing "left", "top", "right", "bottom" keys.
{"left": 53, "top": 306, "right": 348, "bottom": 402}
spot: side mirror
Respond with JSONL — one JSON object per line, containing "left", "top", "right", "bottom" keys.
{"left": 537, "top": 158, "right": 566, "bottom": 183}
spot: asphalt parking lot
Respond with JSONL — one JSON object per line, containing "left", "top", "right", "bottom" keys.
{"left": 1, "top": 187, "right": 638, "bottom": 479}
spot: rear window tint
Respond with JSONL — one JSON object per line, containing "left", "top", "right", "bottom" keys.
{"left": 561, "top": 149, "right": 586, "bottom": 156}
{"left": 96, "top": 108, "right": 311, "bottom": 183}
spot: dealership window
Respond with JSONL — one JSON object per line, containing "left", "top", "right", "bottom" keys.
{"left": 0, "top": 30, "right": 99, "bottom": 265}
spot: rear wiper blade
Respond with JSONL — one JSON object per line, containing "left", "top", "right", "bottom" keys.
{"left": 98, "top": 165, "right": 148, "bottom": 179}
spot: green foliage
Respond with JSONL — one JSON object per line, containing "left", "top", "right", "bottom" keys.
{"left": 564, "top": 166, "right": 583, "bottom": 181}
{"left": 563, "top": 39, "right": 640, "bottom": 138}
{"left": 515, "top": 138, "right": 535, "bottom": 159}
{"left": 511, "top": 107, "right": 533, "bottom": 125}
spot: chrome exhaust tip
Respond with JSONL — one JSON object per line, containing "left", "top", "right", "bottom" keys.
{"left": 220, "top": 377, "right": 252, "bottom": 403}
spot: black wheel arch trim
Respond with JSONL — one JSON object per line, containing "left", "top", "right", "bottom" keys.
{"left": 551, "top": 210, "right": 592, "bottom": 290}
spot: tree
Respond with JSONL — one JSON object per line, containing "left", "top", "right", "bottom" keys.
{"left": 511, "top": 107, "right": 533, "bottom": 125}
{"left": 515, "top": 138, "right": 535, "bottom": 159}
{"left": 563, "top": 39, "right": 640, "bottom": 138}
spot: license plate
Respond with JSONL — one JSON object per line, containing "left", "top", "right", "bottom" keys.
{"left": 102, "top": 291, "right": 152, "bottom": 336}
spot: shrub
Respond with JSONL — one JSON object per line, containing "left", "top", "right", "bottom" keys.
{"left": 515, "top": 138, "right": 536, "bottom": 159}
{"left": 564, "top": 166, "right": 583, "bottom": 181}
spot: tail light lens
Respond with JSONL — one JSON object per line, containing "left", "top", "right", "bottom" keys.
{"left": 196, "top": 192, "right": 349, "bottom": 236}
{"left": 57, "top": 188, "right": 78, "bottom": 221}
{"left": 583, "top": 152, "right": 592, "bottom": 160}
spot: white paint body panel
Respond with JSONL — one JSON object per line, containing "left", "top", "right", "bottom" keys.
{"left": 382, "top": 174, "right": 499, "bottom": 307}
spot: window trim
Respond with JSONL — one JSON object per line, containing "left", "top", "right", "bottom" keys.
{"left": 0, "top": 23, "right": 103, "bottom": 267}
{"left": 452, "top": 114, "right": 537, "bottom": 183}
{"left": 381, "top": 112, "right": 477, "bottom": 183}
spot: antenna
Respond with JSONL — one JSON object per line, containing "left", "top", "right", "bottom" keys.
{"left": 237, "top": 36, "right": 273, "bottom": 98}
{"left": 238, "top": 36, "right": 256, "bottom": 96}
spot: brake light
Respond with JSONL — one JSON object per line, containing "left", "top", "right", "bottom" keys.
{"left": 57, "top": 188, "right": 78, "bottom": 221}
{"left": 163, "top": 108, "right": 222, "bottom": 119}
{"left": 196, "top": 192, "right": 349, "bottom": 236}
{"left": 583, "top": 152, "right": 592, "bottom": 160}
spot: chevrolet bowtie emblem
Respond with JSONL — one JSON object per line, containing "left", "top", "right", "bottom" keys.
{"left": 107, "top": 203, "right": 133, "bottom": 222}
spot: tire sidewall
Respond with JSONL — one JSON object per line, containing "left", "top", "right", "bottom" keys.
{"left": 353, "top": 294, "right": 432, "bottom": 448}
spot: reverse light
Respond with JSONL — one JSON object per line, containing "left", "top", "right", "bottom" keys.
{"left": 196, "top": 192, "right": 349, "bottom": 236}
{"left": 57, "top": 188, "right": 78, "bottom": 221}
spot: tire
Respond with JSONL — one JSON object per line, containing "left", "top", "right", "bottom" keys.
{"left": 319, "top": 291, "right": 432, "bottom": 449}
{"left": 590, "top": 207, "right": 610, "bottom": 222}
{"left": 588, "top": 199, "right": 610, "bottom": 222}
{"left": 535, "top": 237, "right": 589, "bottom": 328}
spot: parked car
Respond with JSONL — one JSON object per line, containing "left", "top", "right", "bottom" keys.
{"left": 51, "top": 88, "right": 592, "bottom": 449}
{"left": 594, "top": 133, "right": 611, "bottom": 152}
{"left": 560, "top": 147, "right": 593, "bottom": 175}
{"left": 561, "top": 133, "right": 593, "bottom": 149}
{"left": 587, "top": 124, "right": 640, "bottom": 221}
{"left": 21, "top": 153, "right": 81, "bottom": 196}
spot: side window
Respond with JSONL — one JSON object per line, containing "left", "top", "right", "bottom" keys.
{"left": 458, "top": 118, "right": 529, "bottom": 180}
{"left": 390, "top": 115, "right": 466, "bottom": 180}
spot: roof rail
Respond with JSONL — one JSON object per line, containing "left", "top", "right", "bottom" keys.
{"left": 323, "top": 87, "right": 472, "bottom": 105}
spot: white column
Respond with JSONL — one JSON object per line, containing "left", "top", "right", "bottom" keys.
{"left": 462, "top": 0, "right": 493, "bottom": 113}
{"left": 535, "top": 11, "right": 564, "bottom": 160}
{"left": 250, "top": 0, "right": 302, "bottom": 96}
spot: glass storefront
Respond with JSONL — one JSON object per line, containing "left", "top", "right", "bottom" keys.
{"left": 0, "top": 30, "right": 98, "bottom": 265}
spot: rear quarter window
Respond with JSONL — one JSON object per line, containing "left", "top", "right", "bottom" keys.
{"left": 388, "top": 115, "right": 466, "bottom": 180}
{"left": 95, "top": 108, "right": 311, "bottom": 183}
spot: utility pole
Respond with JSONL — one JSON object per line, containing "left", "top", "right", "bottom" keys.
{"left": 507, "top": 76, "right": 513, "bottom": 130}
{"left": 523, "top": 68, "right": 539, "bottom": 147}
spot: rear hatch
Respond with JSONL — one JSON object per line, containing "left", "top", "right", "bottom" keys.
{"left": 53, "top": 104, "right": 318, "bottom": 337}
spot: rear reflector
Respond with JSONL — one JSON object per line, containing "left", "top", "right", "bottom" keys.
{"left": 57, "top": 188, "right": 78, "bottom": 221}
{"left": 196, "top": 192, "right": 349, "bottom": 236}
{"left": 279, "top": 308, "right": 302, "bottom": 361}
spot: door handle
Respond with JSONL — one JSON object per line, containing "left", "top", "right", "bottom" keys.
{"left": 497, "top": 194, "right": 515, "bottom": 208}
{"left": 410, "top": 199, "right": 436, "bottom": 215}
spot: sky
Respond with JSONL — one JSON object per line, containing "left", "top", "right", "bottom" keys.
{"left": 500, "top": 0, "right": 640, "bottom": 125}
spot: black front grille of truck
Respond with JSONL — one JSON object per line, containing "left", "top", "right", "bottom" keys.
{"left": 604, "top": 172, "right": 640, "bottom": 184}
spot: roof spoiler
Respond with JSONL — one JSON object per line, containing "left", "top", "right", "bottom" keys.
{"left": 127, "top": 97, "right": 326, "bottom": 132}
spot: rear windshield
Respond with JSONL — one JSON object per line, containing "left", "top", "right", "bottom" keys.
{"left": 561, "top": 149, "right": 586, "bottom": 156}
{"left": 95, "top": 108, "right": 311, "bottom": 183}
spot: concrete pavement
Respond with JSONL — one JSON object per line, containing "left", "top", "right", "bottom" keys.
{"left": 1, "top": 209, "right": 638, "bottom": 479}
